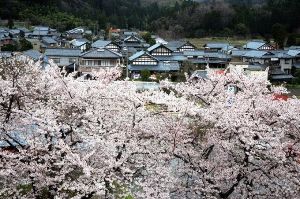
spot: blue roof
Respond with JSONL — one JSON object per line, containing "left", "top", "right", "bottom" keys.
{"left": 189, "top": 59, "right": 227, "bottom": 64}
{"left": 91, "top": 40, "right": 112, "bottom": 48}
{"left": 288, "top": 46, "right": 300, "bottom": 50}
{"left": 155, "top": 55, "right": 187, "bottom": 62}
{"left": 243, "top": 40, "right": 274, "bottom": 50}
{"left": 166, "top": 40, "right": 195, "bottom": 51}
{"left": 204, "top": 52, "right": 230, "bottom": 59}
{"left": 221, "top": 45, "right": 236, "bottom": 51}
{"left": 147, "top": 43, "right": 173, "bottom": 52}
{"left": 166, "top": 41, "right": 186, "bottom": 48}
{"left": 287, "top": 50, "right": 300, "bottom": 57}
{"left": 124, "top": 31, "right": 138, "bottom": 36}
{"left": 81, "top": 48, "right": 122, "bottom": 58}
{"left": 45, "top": 48, "right": 81, "bottom": 57}
{"left": 124, "top": 35, "right": 142, "bottom": 42}
{"left": 129, "top": 61, "right": 180, "bottom": 71}
{"left": 23, "top": 49, "right": 42, "bottom": 61}
{"left": 32, "top": 30, "right": 49, "bottom": 36}
{"left": 204, "top": 42, "right": 229, "bottom": 49}
{"left": 129, "top": 51, "right": 158, "bottom": 62}
{"left": 272, "top": 50, "right": 293, "bottom": 59}
{"left": 71, "top": 38, "right": 90, "bottom": 47}
{"left": 191, "top": 70, "right": 208, "bottom": 79}
{"left": 42, "top": 37, "right": 57, "bottom": 44}
{"left": 183, "top": 50, "right": 205, "bottom": 57}
{"left": 243, "top": 50, "right": 273, "bottom": 58}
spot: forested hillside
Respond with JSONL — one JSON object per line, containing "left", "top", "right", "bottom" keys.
{"left": 0, "top": 0, "right": 299, "bottom": 42}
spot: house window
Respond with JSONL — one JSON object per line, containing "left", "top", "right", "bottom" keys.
{"left": 285, "top": 59, "right": 290, "bottom": 64}
{"left": 94, "top": 60, "right": 101, "bottom": 66}
{"left": 83, "top": 60, "right": 93, "bottom": 66}
{"left": 284, "top": 69, "right": 291, "bottom": 75}
{"left": 52, "top": 58, "right": 60, "bottom": 64}
{"left": 101, "top": 60, "right": 110, "bottom": 66}
{"left": 69, "top": 58, "right": 76, "bottom": 63}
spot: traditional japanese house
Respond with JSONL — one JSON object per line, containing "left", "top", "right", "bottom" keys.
{"left": 166, "top": 40, "right": 197, "bottom": 52}
{"left": 45, "top": 48, "right": 81, "bottom": 69}
{"left": 243, "top": 40, "right": 275, "bottom": 51}
{"left": 128, "top": 51, "right": 180, "bottom": 76}
{"left": 79, "top": 48, "right": 122, "bottom": 73}
{"left": 91, "top": 40, "right": 121, "bottom": 52}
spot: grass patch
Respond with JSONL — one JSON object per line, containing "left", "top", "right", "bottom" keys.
{"left": 189, "top": 37, "right": 258, "bottom": 49}
{"left": 286, "top": 84, "right": 300, "bottom": 89}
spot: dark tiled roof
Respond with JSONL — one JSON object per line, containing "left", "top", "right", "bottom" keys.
{"left": 42, "top": 37, "right": 57, "bottom": 44}
{"left": 81, "top": 48, "right": 122, "bottom": 59}
{"left": 23, "top": 49, "right": 42, "bottom": 61}
{"left": 129, "top": 51, "right": 158, "bottom": 61}
{"left": 91, "top": 40, "right": 112, "bottom": 48}
{"left": 147, "top": 43, "right": 173, "bottom": 52}
{"left": 45, "top": 48, "right": 81, "bottom": 57}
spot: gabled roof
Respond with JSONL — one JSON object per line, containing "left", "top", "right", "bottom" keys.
{"left": 91, "top": 40, "right": 112, "bottom": 48}
{"left": 147, "top": 43, "right": 173, "bottom": 52}
{"left": 71, "top": 38, "right": 90, "bottom": 47}
{"left": 166, "top": 41, "right": 186, "bottom": 48}
{"left": 166, "top": 40, "right": 196, "bottom": 51}
{"left": 45, "top": 48, "right": 81, "bottom": 57}
{"left": 124, "top": 35, "right": 142, "bottom": 42}
{"left": 42, "top": 37, "right": 57, "bottom": 44}
{"left": 80, "top": 48, "right": 122, "bottom": 59}
{"left": 154, "top": 36, "right": 168, "bottom": 45}
{"left": 129, "top": 51, "right": 158, "bottom": 62}
{"left": 243, "top": 40, "right": 265, "bottom": 49}
{"left": 243, "top": 40, "right": 274, "bottom": 50}
{"left": 243, "top": 50, "right": 274, "bottom": 58}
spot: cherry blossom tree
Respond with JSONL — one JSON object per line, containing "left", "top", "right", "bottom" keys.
{"left": 164, "top": 69, "right": 300, "bottom": 199}
{"left": 0, "top": 56, "right": 192, "bottom": 198}
{"left": 0, "top": 57, "right": 299, "bottom": 199}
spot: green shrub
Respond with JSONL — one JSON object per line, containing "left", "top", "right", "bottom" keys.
{"left": 141, "top": 69, "right": 150, "bottom": 81}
